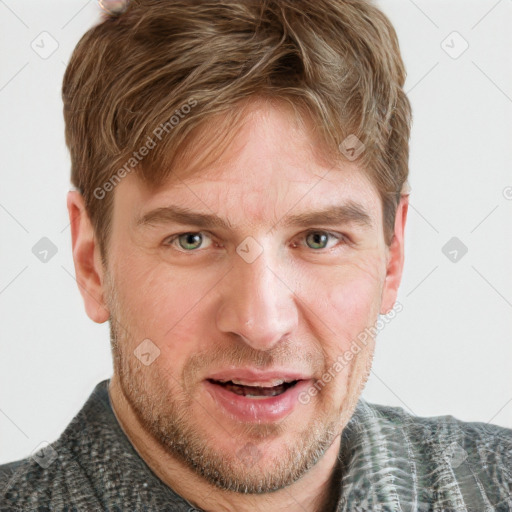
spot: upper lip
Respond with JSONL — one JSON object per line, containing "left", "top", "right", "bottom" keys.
{"left": 206, "top": 368, "right": 311, "bottom": 387}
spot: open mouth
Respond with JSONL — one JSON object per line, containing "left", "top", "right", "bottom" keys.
{"left": 207, "top": 379, "right": 300, "bottom": 398}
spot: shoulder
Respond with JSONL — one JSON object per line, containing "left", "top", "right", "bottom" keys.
{"left": 0, "top": 449, "right": 72, "bottom": 511}
{"left": 0, "top": 437, "right": 104, "bottom": 512}
{"left": 361, "top": 399, "right": 512, "bottom": 453}
{"left": 355, "top": 399, "right": 512, "bottom": 471}
{"left": 341, "top": 399, "right": 512, "bottom": 511}
{"left": 0, "top": 381, "right": 112, "bottom": 511}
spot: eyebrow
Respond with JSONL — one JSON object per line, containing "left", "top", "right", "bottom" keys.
{"left": 135, "top": 202, "right": 373, "bottom": 230}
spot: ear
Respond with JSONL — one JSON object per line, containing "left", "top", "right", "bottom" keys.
{"left": 380, "top": 194, "right": 409, "bottom": 314}
{"left": 66, "top": 190, "right": 110, "bottom": 323}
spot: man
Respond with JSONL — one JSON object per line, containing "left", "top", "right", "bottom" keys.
{"left": 1, "top": 0, "right": 511, "bottom": 510}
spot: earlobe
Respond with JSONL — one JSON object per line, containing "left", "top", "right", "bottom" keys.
{"left": 66, "top": 191, "right": 110, "bottom": 324}
{"left": 380, "top": 194, "right": 409, "bottom": 315}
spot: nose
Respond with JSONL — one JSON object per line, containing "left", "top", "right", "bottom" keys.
{"left": 215, "top": 246, "right": 299, "bottom": 351}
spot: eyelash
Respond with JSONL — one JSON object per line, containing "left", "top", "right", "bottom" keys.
{"left": 162, "top": 230, "right": 350, "bottom": 253}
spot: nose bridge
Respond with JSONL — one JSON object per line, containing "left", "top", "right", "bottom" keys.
{"left": 216, "top": 243, "right": 298, "bottom": 350}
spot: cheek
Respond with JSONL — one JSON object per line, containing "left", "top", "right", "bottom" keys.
{"left": 114, "top": 258, "right": 218, "bottom": 353}
{"left": 301, "top": 255, "right": 385, "bottom": 351}
{"left": 302, "top": 260, "right": 383, "bottom": 406}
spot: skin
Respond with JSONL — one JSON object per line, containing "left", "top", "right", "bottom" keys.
{"left": 67, "top": 97, "right": 408, "bottom": 512}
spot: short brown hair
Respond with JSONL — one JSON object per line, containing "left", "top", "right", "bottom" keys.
{"left": 62, "top": 0, "right": 412, "bottom": 262}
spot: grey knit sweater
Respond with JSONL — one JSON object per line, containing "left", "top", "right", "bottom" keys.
{"left": 1, "top": 379, "right": 511, "bottom": 511}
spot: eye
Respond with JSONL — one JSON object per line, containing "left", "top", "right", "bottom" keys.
{"left": 163, "top": 229, "right": 349, "bottom": 253}
{"left": 163, "top": 231, "right": 214, "bottom": 251}
{"left": 299, "top": 230, "right": 348, "bottom": 250}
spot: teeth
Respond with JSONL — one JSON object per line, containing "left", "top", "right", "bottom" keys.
{"left": 226, "top": 382, "right": 291, "bottom": 397}
{"left": 225, "top": 379, "right": 286, "bottom": 387}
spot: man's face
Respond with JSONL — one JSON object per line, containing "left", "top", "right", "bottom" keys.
{"left": 101, "top": 100, "right": 399, "bottom": 493}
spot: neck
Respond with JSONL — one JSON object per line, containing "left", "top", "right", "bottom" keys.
{"left": 108, "top": 376, "right": 343, "bottom": 512}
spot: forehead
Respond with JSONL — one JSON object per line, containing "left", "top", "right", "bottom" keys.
{"left": 113, "top": 99, "right": 382, "bottom": 229}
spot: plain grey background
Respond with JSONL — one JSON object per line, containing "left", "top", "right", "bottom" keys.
{"left": 1, "top": 0, "right": 511, "bottom": 464}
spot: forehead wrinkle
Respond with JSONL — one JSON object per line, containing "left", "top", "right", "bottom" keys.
{"left": 135, "top": 201, "right": 373, "bottom": 234}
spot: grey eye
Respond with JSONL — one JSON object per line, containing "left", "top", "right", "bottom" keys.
{"left": 305, "top": 231, "right": 331, "bottom": 250}
{"left": 177, "top": 233, "right": 205, "bottom": 250}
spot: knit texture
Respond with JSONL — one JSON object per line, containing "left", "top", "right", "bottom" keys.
{"left": 1, "top": 379, "right": 511, "bottom": 511}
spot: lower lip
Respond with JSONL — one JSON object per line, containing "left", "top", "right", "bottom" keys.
{"left": 203, "top": 379, "right": 312, "bottom": 423}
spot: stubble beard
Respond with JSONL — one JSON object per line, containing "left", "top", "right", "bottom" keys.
{"left": 104, "top": 273, "right": 345, "bottom": 494}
